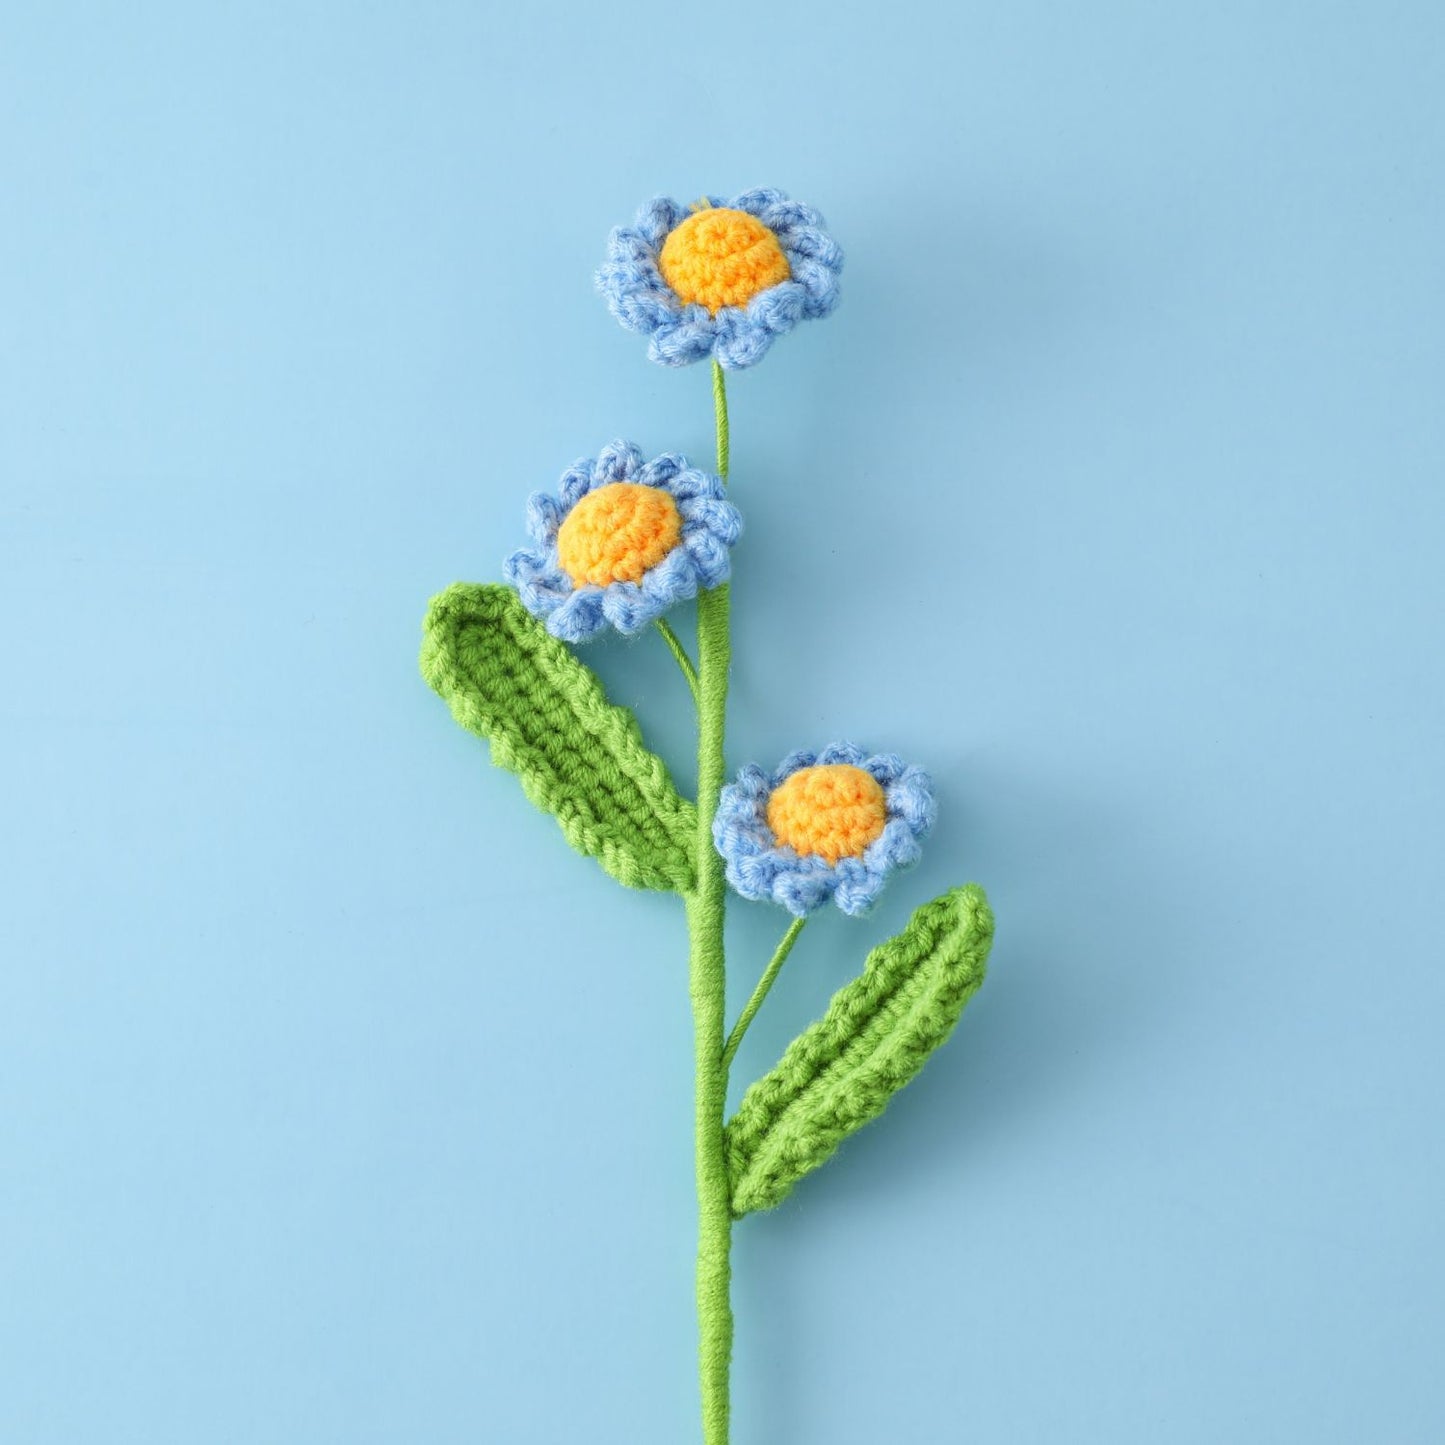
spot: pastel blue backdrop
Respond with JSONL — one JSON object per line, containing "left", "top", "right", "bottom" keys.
{"left": 2, "top": 4, "right": 1442, "bottom": 1442}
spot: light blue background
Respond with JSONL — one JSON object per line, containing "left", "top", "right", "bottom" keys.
{"left": 3, "top": 3, "right": 1442, "bottom": 1441}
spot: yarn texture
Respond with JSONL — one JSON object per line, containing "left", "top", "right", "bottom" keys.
{"left": 766, "top": 763, "right": 888, "bottom": 865}
{"left": 713, "top": 742, "right": 936, "bottom": 916}
{"left": 421, "top": 190, "right": 997, "bottom": 1445}
{"left": 506, "top": 440, "right": 741, "bottom": 642}
{"left": 597, "top": 189, "right": 844, "bottom": 370}
{"left": 658, "top": 208, "right": 792, "bottom": 315}
{"left": 556, "top": 482, "right": 683, "bottom": 586}
{"left": 687, "top": 364, "right": 736, "bottom": 1445}
{"left": 420, "top": 581, "right": 697, "bottom": 892}
{"left": 726, "top": 884, "right": 995, "bottom": 1216}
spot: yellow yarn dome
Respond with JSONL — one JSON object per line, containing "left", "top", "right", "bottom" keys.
{"left": 766, "top": 764, "right": 888, "bottom": 865}
{"left": 658, "top": 207, "right": 792, "bottom": 315}
{"left": 556, "top": 483, "right": 683, "bottom": 587}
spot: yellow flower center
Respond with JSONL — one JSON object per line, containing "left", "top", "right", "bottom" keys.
{"left": 555, "top": 482, "right": 683, "bottom": 588}
{"left": 658, "top": 207, "right": 791, "bottom": 315}
{"left": 766, "top": 764, "right": 888, "bottom": 865}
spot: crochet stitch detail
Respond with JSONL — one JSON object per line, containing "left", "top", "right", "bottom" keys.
{"left": 725, "top": 884, "right": 994, "bottom": 1216}
{"left": 596, "top": 189, "right": 844, "bottom": 371}
{"left": 505, "top": 441, "right": 741, "bottom": 643}
{"left": 421, "top": 581, "right": 698, "bottom": 892}
{"left": 658, "top": 208, "right": 792, "bottom": 316}
{"left": 421, "top": 193, "right": 997, "bottom": 1445}
{"left": 765, "top": 764, "right": 887, "bottom": 865}
{"left": 556, "top": 481, "right": 683, "bottom": 587}
{"left": 713, "top": 742, "right": 936, "bottom": 916}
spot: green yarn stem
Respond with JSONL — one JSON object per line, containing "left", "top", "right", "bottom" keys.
{"left": 721, "top": 917, "right": 806, "bottom": 1071}
{"left": 711, "top": 359, "right": 730, "bottom": 478}
{"left": 689, "top": 360, "right": 733, "bottom": 1445}
{"left": 656, "top": 617, "right": 700, "bottom": 702}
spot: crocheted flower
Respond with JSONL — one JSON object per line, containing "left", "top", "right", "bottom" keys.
{"left": 597, "top": 189, "right": 844, "bottom": 371}
{"left": 504, "top": 441, "right": 742, "bottom": 643}
{"left": 713, "top": 743, "right": 935, "bottom": 917}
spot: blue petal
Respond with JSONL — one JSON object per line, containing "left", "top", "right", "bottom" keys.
{"left": 834, "top": 863, "right": 885, "bottom": 917}
{"left": 596, "top": 234, "right": 683, "bottom": 333}
{"left": 729, "top": 854, "right": 782, "bottom": 899}
{"left": 791, "top": 257, "right": 842, "bottom": 319}
{"left": 649, "top": 314, "right": 717, "bottom": 367}
{"left": 682, "top": 529, "right": 733, "bottom": 588}
{"left": 774, "top": 749, "right": 818, "bottom": 783}
{"left": 729, "top": 765, "right": 772, "bottom": 803}
{"left": 605, "top": 277, "right": 680, "bottom": 332}
{"left": 735, "top": 841, "right": 785, "bottom": 879}
{"left": 712, "top": 312, "right": 777, "bottom": 371}
{"left": 638, "top": 451, "right": 684, "bottom": 488}
{"left": 712, "top": 800, "right": 759, "bottom": 847}
{"left": 760, "top": 198, "right": 824, "bottom": 234}
{"left": 636, "top": 196, "right": 685, "bottom": 248}
{"left": 603, "top": 228, "right": 654, "bottom": 267}
{"left": 888, "top": 767, "right": 937, "bottom": 834}
{"left": 731, "top": 186, "right": 789, "bottom": 217}
{"left": 683, "top": 496, "right": 743, "bottom": 546}
{"left": 871, "top": 817, "right": 923, "bottom": 871}
{"left": 773, "top": 863, "right": 834, "bottom": 917}
{"left": 600, "top": 581, "right": 656, "bottom": 634}
{"left": 548, "top": 588, "right": 607, "bottom": 642}
{"left": 715, "top": 815, "right": 770, "bottom": 864}
{"left": 749, "top": 282, "right": 806, "bottom": 335}
{"left": 558, "top": 462, "right": 593, "bottom": 507}
{"left": 865, "top": 753, "right": 907, "bottom": 785}
{"left": 594, "top": 440, "right": 643, "bottom": 482}
{"left": 504, "top": 549, "right": 569, "bottom": 615}
{"left": 639, "top": 546, "right": 700, "bottom": 606}
{"left": 784, "top": 225, "right": 844, "bottom": 271}
{"left": 670, "top": 466, "right": 721, "bottom": 502}
{"left": 525, "top": 491, "right": 564, "bottom": 545}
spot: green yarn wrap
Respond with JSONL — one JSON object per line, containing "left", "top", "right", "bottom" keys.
{"left": 726, "top": 883, "right": 994, "bottom": 1217}
{"left": 420, "top": 352, "right": 996, "bottom": 1444}
{"left": 421, "top": 581, "right": 698, "bottom": 893}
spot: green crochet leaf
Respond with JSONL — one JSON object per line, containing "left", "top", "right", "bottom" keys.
{"left": 420, "top": 582, "right": 698, "bottom": 893}
{"left": 726, "top": 884, "right": 994, "bottom": 1216}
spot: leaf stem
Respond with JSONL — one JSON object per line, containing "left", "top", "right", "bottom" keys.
{"left": 721, "top": 916, "right": 807, "bottom": 1072}
{"left": 655, "top": 617, "right": 700, "bottom": 702}
{"left": 689, "top": 358, "right": 734, "bottom": 1445}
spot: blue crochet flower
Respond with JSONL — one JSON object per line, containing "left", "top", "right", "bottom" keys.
{"left": 597, "top": 189, "right": 844, "bottom": 371}
{"left": 713, "top": 743, "right": 936, "bottom": 917}
{"left": 504, "top": 441, "right": 741, "bottom": 643}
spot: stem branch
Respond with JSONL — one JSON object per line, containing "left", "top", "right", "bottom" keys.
{"left": 721, "top": 917, "right": 806, "bottom": 1072}
{"left": 656, "top": 617, "right": 700, "bottom": 702}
